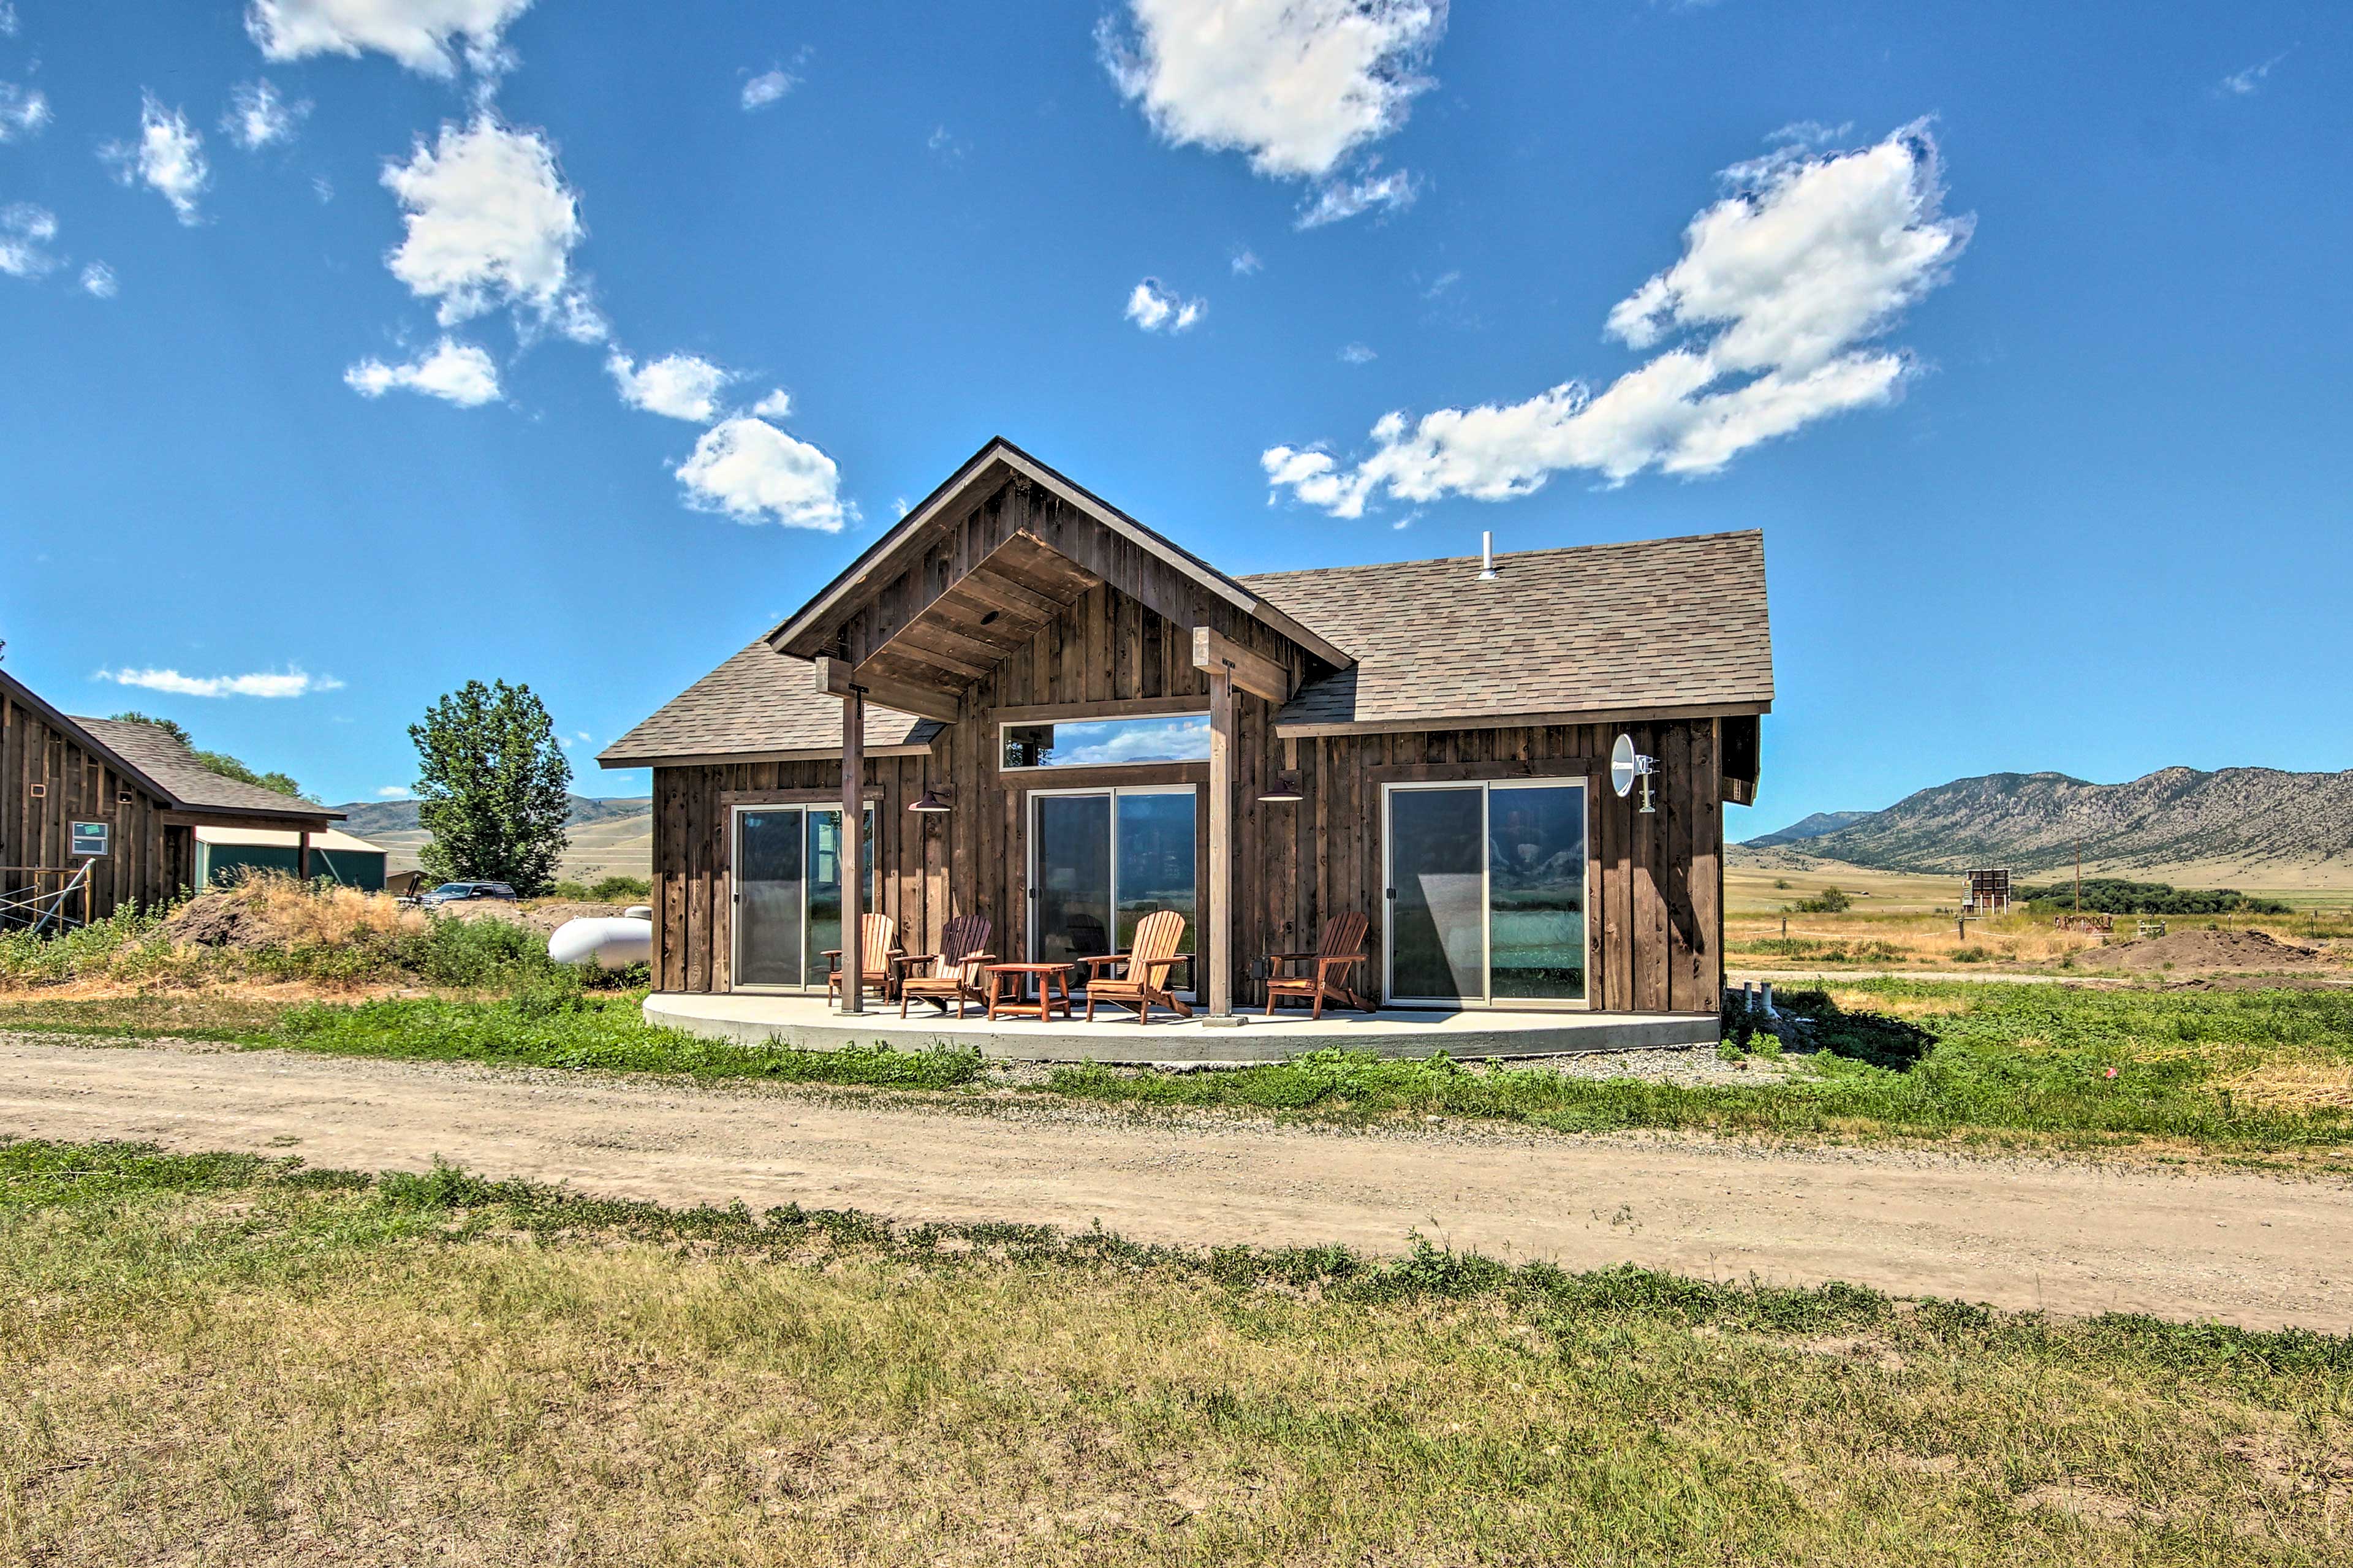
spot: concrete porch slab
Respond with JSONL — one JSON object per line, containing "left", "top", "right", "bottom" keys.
{"left": 643, "top": 991, "right": 1719, "bottom": 1066}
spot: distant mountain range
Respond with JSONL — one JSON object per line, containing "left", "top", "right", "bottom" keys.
{"left": 1743, "top": 768, "right": 2353, "bottom": 881}
{"left": 330, "top": 794, "right": 653, "bottom": 881}
{"left": 1741, "top": 810, "right": 1873, "bottom": 849}
{"left": 332, "top": 794, "right": 651, "bottom": 837}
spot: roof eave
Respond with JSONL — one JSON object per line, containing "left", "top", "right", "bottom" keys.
{"left": 1273, "top": 697, "right": 1773, "bottom": 739}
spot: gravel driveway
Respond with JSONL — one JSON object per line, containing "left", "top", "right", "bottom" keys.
{"left": 4, "top": 1033, "right": 2347, "bottom": 1331}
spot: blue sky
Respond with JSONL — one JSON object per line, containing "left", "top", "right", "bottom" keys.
{"left": 1, "top": 1, "right": 2344, "bottom": 835}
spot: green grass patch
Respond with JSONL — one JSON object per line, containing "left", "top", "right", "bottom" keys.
{"left": 3, "top": 1137, "right": 2347, "bottom": 1565}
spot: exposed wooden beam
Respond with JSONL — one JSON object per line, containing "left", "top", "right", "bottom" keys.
{"left": 1191, "top": 627, "right": 1291, "bottom": 705}
{"left": 841, "top": 687, "right": 865, "bottom": 1016}
{"left": 812, "top": 656, "right": 962, "bottom": 724}
{"left": 1203, "top": 665, "right": 1235, "bottom": 1021}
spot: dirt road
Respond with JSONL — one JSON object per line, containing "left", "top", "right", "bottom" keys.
{"left": 4, "top": 1035, "right": 2346, "bottom": 1331}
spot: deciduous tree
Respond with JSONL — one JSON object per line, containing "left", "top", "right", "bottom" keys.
{"left": 409, "top": 681, "right": 572, "bottom": 894}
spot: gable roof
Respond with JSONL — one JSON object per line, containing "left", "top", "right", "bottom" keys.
{"left": 1241, "top": 530, "right": 1773, "bottom": 734}
{"left": 74, "top": 717, "right": 346, "bottom": 821}
{"left": 598, "top": 640, "right": 939, "bottom": 767}
{"left": 765, "top": 436, "right": 1352, "bottom": 672}
{"left": 0, "top": 667, "right": 339, "bottom": 824}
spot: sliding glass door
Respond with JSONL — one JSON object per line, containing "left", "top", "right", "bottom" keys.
{"left": 730, "top": 805, "right": 876, "bottom": 992}
{"left": 1029, "top": 786, "right": 1197, "bottom": 981}
{"left": 1384, "top": 779, "right": 1588, "bottom": 1009}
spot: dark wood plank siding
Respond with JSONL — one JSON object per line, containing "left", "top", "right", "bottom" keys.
{"left": 653, "top": 577, "right": 1729, "bottom": 1014}
{"left": 0, "top": 690, "right": 181, "bottom": 920}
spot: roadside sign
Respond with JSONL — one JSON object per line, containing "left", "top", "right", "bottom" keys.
{"left": 70, "top": 820, "right": 108, "bottom": 858}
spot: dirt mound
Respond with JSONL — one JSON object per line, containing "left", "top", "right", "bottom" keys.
{"left": 158, "top": 878, "right": 422, "bottom": 952}
{"left": 2074, "top": 928, "right": 2326, "bottom": 974}
{"left": 159, "top": 892, "right": 263, "bottom": 949}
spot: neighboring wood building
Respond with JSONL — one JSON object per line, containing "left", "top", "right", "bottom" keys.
{"left": 0, "top": 670, "right": 344, "bottom": 923}
{"left": 602, "top": 439, "right": 1771, "bottom": 1018}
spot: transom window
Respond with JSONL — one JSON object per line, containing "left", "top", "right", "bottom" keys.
{"left": 1001, "top": 713, "right": 1210, "bottom": 770}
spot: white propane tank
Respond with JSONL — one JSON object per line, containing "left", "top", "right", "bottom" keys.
{"left": 548, "top": 914, "right": 654, "bottom": 971}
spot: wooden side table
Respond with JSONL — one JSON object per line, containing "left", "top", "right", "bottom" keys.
{"left": 983, "top": 962, "right": 1074, "bottom": 1021}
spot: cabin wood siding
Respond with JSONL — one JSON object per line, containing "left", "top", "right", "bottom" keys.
{"left": 650, "top": 578, "right": 1725, "bottom": 1013}
{"left": 0, "top": 690, "right": 189, "bottom": 918}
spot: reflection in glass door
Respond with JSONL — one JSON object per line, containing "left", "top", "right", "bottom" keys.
{"left": 730, "top": 805, "right": 876, "bottom": 992}
{"left": 1384, "top": 780, "right": 1588, "bottom": 1009}
{"left": 1029, "top": 787, "right": 1197, "bottom": 979}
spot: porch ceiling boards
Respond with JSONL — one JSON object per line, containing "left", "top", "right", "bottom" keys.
{"left": 851, "top": 530, "right": 1102, "bottom": 710}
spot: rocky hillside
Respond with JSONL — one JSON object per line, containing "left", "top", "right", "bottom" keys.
{"left": 1743, "top": 810, "right": 1873, "bottom": 849}
{"left": 1788, "top": 768, "right": 2353, "bottom": 880}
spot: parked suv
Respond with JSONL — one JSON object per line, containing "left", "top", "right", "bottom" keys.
{"left": 418, "top": 881, "right": 519, "bottom": 907}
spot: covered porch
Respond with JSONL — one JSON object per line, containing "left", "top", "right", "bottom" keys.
{"left": 644, "top": 990, "right": 1719, "bottom": 1067}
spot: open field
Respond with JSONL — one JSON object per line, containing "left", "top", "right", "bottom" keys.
{"left": 4, "top": 1138, "right": 2349, "bottom": 1566}
{"left": 1726, "top": 858, "right": 2353, "bottom": 974}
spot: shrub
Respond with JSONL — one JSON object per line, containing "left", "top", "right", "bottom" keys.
{"left": 1790, "top": 887, "right": 1852, "bottom": 914}
{"left": 589, "top": 875, "right": 651, "bottom": 901}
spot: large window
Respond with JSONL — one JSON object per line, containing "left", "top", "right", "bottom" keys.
{"left": 1384, "top": 779, "right": 1588, "bottom": 1009}
{"left": 1001, "top": 713, "right": 1210, "bottom": 770}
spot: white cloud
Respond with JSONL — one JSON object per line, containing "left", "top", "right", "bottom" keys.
{"left": 751, "top": 388, "right": 792, "bottom": 419}
{"left": 246, "top": 0, "right": 536, "bottom": 78}
{"left": 0, "top": 204, "right": 58, "bottom": 279}
{"left": 380, "top": 116, "right": 589, "bottom": 334}
{"left": 926, "top": 124, "right": 967, "bottom": 162}
{"left": 1230, "top": 246, "right": 1261, "bottom": 275}
{"left": 741, "top": 66, "right": 795, "bottom": 110}
{"left": 313, "top": 175, "right": 335, "bottom": 202}
{"left": 608, "top": 351, "right": 733, "bottom": 422}
{"left": 2218, "top": 51, "right": 2290, "bottom": 96}
{"left": 223, "top": 78, "right": 309, "bottom": 150}
{"left": 80, "top": 262, "right": 118, "bottom": 298}
{"left": 375, "top": 785, "right": 415, "bottom": 799}
{"left": 0, "top": 4, "right": 16, "bottom": 36}
{"left": 1294, "top": 164, "right": 1417, "bottom": 229}
{"left": 1338, "top": 341, "right": 1376, "bottom": 363}
{"left": 1264, "top": 122, "right": 1969, "bottom": 515}
{"left": 0, "top": 82, "right": 48, "bottom": 141}
{"left": 676, "top": 417, "right": 852, "bottom": 531}
{"left": 1124, "top": 277, "right": 1205, "bottom": 333}
{"left": 343, "top": 338, "right": 504, "bottom": 406}
{"left": 96, "top": 667, "right": 344, "bottom": 699}
{"left": 1101, "top": 0, "right": 1446, "bottom": 180}
{"left": 100, "top": 94, "right": 211, "bottom": 224}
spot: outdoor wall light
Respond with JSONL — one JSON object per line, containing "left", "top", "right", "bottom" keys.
{"left": 908, "top": 786, "right": 953, "bottom": 814}
{"left": 1257, "top": 770, "right": 1303, "bottom": 803}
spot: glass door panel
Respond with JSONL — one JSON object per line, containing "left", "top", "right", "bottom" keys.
{"left": 801, "top": 808, "right": 877, "bottom": 982}
{"left": 1387, "top": 787, "right": 1485, "bottom": 1001}
{"left": 735, "top": 808, "right": 805, "bottom": 988}
{"left": 1113, "top": 792, "right": 1197, "bottom": 956}
{"left": 1034, "top": 793, "right": 1113, "bottom": 966}
{"left": 1488, "top": 784, "right": 1588, "bottom": 1002}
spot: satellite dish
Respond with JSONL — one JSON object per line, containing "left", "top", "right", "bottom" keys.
{"left": 1610, "top": 733, "right": 1638, "bottom": 798}
{"left": 1610, "top": 732, "right": 1659, "bottom": 814}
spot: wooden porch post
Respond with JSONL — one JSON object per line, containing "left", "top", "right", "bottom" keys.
{"left": 1205, "top": 664, "right": 1235, "bottom": 1021}
{"left": 841, "top": 684, "right": 865, "bottom": 1015}
{"left": 297, "top": 831, "right": 311, "bottom": 884}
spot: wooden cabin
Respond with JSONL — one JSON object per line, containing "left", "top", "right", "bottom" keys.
{"left": 602, "top": 439, "right": 1771, "bottom": 1020}
{"left": 0, "top": 669, "right": 344, "bottom": 925}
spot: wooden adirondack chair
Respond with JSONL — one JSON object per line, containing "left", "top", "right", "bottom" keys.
{"left": 824, "top": 912, "right": 901, "bottom": 1003}
{"left": 896, "top": 915, "right": 994, "bottom": 1018}
{"left": 1078, "top": 909, "right": 1193, "bottom": 1023}
{"left": 1263, "top": 911, "right": 1373, "bottom": 1019}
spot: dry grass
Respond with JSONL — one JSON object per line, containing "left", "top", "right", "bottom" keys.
{"left": 5, "top": 1143, "right": 2349, "bottom": 1566}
